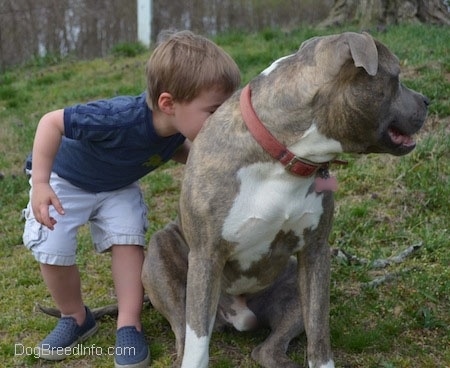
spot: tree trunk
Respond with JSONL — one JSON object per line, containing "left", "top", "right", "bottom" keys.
{"left": 319, "top": 0, "right": 450, "bottom": 28}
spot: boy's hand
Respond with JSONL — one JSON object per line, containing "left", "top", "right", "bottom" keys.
{"left": 31, "top": 183, "right": 65, "bottom": 230}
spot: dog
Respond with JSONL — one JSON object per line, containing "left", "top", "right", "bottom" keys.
{"left": 142, "top": 32, "right": 428, "bottom": 368}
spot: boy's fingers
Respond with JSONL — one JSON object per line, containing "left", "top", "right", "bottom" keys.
{"left": 47, "top": 217, "right": 58, "bottom": 230}
{"left": 33, "top": 196, "right": 64, "bottom": 230}
{"left": 51, "top": 196, "right": 65, "bottom": 216}
{"left": 37, "top": 205, "right": 55, "bottom": 230}
{"left": 41, "top": 196, "right": 64, "bottom": 230}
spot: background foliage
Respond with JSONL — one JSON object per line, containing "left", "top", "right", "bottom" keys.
{"left": 0, "top": 0, "right": 333, "bottom": 70}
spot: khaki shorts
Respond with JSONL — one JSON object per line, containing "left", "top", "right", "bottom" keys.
{"left": 22, "top": 173, "right": 149, "bottom": 266}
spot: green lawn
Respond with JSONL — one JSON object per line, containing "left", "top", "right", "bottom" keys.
{"left": 0, "top": 24, "right": 449, "bottom": 367}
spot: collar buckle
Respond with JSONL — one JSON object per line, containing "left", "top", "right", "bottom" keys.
{"left": 284, "top": 155, "right": 318, "bottom": 176}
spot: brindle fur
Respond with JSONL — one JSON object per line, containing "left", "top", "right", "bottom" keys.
{"left": 142, "top": 32, "right": 428, "bottom": 368}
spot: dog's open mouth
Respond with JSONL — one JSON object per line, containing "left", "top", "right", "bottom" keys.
{"left": 388, "top": 127, "right": 416, "bottom": 148}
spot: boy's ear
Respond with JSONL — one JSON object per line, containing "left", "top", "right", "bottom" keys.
{"left": 157, "top": 92, "right": 175, "bottom": 114}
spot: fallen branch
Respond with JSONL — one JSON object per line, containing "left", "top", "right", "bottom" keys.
{"left": 362, "top": 268, "right": 414, "bottom": 288}
{"left": 331, "top": 242, "right": 422, "bottom": 268}
{"left": 331, "top": 242, "right": 422, "bottom": 288}
{"left": 37, "top": 295, "right": 151, "bottom": 319}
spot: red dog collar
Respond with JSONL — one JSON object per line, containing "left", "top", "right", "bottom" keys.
{"left": 240, "top": 84, "right": 345, "bottom": 177}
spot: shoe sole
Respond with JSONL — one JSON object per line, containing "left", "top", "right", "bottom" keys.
{"left": 36, "top": 322, "right": 99, "bottom": 361}
{"left": 114, "top": 349, "right": 150, "bottom": 368}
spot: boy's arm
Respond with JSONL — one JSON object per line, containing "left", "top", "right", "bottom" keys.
{"left": 171, "top": 140, "right": 191, "bottom": 164}
{"left": 31, "top": 109, "right": 66, "bottom": 230}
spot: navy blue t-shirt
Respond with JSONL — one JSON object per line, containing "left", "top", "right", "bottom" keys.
{"left": 47, "top": 93, "right": 185, "bottom": 192}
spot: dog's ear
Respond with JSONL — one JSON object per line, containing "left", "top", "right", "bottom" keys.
{"left": 346, "top": 32, "right": 378, "bottom": 76}
{"left": 298, "top": 32, "right": 379, "bottom": 77}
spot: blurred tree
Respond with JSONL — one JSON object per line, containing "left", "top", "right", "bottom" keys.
{"left": 0, "top": 0, "right": 333, "bottom": 69}
{"left": 319, "top": 0, "right": 450, "bottom": 28}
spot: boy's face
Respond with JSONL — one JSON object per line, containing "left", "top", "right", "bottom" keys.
{"left": 173, "top": 88, "right": 233, "bottom": 141}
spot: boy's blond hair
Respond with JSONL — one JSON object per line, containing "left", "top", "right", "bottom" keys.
{"left": 146, "top": 30, "right": 241, "bottom": 110}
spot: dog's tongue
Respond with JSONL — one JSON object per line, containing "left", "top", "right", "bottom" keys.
{"left": 388, "top": 127, "right": 415, "bottom": 147}
{"left": 315, "top": 176, "right": 338, "bottom": 193}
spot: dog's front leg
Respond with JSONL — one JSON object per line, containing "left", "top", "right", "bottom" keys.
{"left": 297, "top": 239, "right": 334, "bottom": 368}
{"left": 181, "top": 252, "right": 224, "bottom": 368}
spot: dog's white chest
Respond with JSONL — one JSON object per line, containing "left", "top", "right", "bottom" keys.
{"left": 222, "top": 162, "right": 324, "bottom": 271}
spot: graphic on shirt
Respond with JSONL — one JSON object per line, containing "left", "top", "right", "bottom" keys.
{"left": 143, "top": 154, "right": 164, "bottom": 168}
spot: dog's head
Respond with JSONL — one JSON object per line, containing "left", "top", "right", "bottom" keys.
{"left": 250, "top": 32, "right": 429, "bottom": 157}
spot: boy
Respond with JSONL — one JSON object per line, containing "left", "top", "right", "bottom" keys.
{"left": 22, "top": 30, "right": 241, "bottom": 368}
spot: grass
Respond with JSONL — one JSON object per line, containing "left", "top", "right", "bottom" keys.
{"left": 0, "top": 24, "right": 449, "bottom": 367}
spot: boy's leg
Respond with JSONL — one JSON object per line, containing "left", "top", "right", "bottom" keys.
{"left": 40, "top": 264, "right": 85, "bottom": 325}
{"left": 111, "top": 245, "right": 149, "bottom": 368}
{"left": 90, "top": 182, "right": 150, "bottom": 367}
{"left": 111, "top": 244, "right": 145, "bottom": 330}
{"left": 91, "top": 181, "right": 149, "bottom": 330}
{"left": 22, "top": 173, "right": 99, "bottom": 360}
{"left": 37, "top": 263, "right": 98, "bottom": 360}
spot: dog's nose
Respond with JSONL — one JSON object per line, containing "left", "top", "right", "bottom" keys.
{"left": 423, "top": 95, "right": 430, "bottom": 107}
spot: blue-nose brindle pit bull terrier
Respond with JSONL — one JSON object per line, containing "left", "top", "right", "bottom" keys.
{"left": 142, "top": 32, "right": 429, "bottom": 368}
